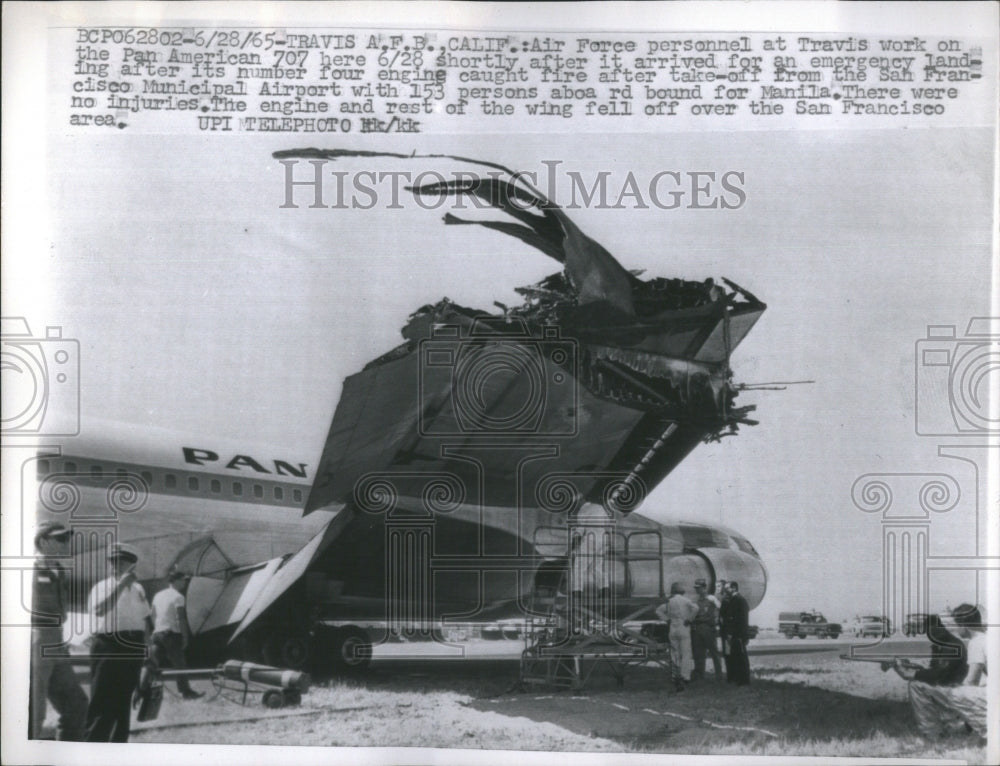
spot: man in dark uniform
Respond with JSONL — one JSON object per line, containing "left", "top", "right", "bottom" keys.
{"left": 910, "top": 614, "right": 967, "bottom": 687}
{"left": 719, "top": 581, "right": 751, "bottom": 686}
{"left": 85, "top": 544, "right": 152, "bottom": 742}
{"left": 690, "top": 578, "right": 722, "bottom": 681}
{"left": 716, "top": 579, "right": 732, "bottom": 680}
{"left": 30, "top": 522, "right": 88, "bottom": 740}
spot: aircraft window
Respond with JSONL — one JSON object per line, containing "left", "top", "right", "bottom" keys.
{"left": 141, "top": 471, "right": 153, "bottom": 486}
{"left": 232, "top": 482, "right": 243, "bottom": 496}
{"left": 679, "top": 524, "right": 717, "bottom": 549}
{"left": 91, "top": 465, "right": 103, "bottom": 479}
{"left": 188, "top": 477, "right": 199, "bottom": 491}
{"left": 293, "top": 489, "right": 302, "bottom": 502}
{"left": 37, "top": 459, "right": 50, "bottom": 474}
{"left": 211, "top": 479, "right": 221, "bottom": 494}
{"left": 626, "top": 531, "right": 660, "bottom": 553}
{"left": 253, "top": 484, "right": 264, "bottom": 499}
{"left": 628, "top": 560, "right": 662, "bottom": 597}
{"left": 64, "top": 461, "right": 77, "bottom": 473}
{"left": 733, "top": 535, "right": 759, "bottom": 556}
{"left": 165, "top": 474, "right": 177, "bottom": 489}
{"left": 273, "top": 486, "right": 284, "bottom": 501}
{"left": 710, "top": 529, "right": 734, "bottom": 549}
{"left": 653, "top": 525, "right": 684, "bottom": 553}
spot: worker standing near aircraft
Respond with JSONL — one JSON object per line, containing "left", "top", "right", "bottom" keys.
{"left": 720, "top": 581, "right": 751, "bottom": 686}
{"left": 656, "top": 582, "right": 698, "bottom": 692}
{"left": 30, "top": 522, "right": 88, "bottom": 741}
{"left": 910, "top": 614, "right": 967, "bottom": 687}
{"left": 150, "top": 571, "right": 204, "bottom": 700}
{"left": 690, "top": 578, "right": 722, "bottom": 682}
{"left": 716, "top": 580, "right": 731, "bottom": 678}
{"left": 85, "top": 544, "right": 152, "bottom": 742}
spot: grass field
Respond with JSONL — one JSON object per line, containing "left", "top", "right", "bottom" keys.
{"left": 128, "top": 647, "right": 988, "bottom": 761}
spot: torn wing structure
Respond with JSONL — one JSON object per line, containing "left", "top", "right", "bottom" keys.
{"left": 289, "top": 151, "right": 767, "bottom": 516}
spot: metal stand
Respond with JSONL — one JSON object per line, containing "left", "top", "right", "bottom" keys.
{"left": 518, "top": 527, "right": 674, "bottom": 691}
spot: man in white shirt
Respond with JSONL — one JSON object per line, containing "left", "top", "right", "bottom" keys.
{"left": 899, "top": 603, "right": 988, "bottom": 740}
{"left": 150, "top": 570, "right": 203, "bottom": 699}
{"left": 84, "top": 544, "right": 152, "bottom": 742}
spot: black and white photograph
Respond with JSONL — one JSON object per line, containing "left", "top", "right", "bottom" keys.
{"left": 2, "top": 3, "right": 997, "bottom": 765}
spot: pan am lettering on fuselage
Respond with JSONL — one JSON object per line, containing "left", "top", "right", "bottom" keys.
{"left": 32, "top": 418, "right": 328, "bottom": 600}
{"left": 182, "top": 447, "right": 309, "bottom": 478}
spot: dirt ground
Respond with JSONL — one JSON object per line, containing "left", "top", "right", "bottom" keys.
{"left": 127, "top": 644, "right": 988, "bottom": 761}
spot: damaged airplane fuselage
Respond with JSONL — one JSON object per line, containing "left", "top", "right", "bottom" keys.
{"left": 210, "top": 151, "right": 769, "bottom": 670}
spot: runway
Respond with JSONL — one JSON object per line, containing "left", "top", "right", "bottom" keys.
{"left": 366, "top": 635, "right": 927, "bottom": 662}
{"left": 117, "top": 632, "right": 984, "bottom": 759}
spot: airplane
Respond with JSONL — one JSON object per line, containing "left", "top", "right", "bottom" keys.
{"left": 28, "top": 152, "right": 769, "bottom": 674}
{"left": 30, "top": 434, "right": 767, "bottom": 673}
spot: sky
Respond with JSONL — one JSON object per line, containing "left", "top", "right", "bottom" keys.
{"left": 11, "top": 124, "right": 995, "bottom": 628}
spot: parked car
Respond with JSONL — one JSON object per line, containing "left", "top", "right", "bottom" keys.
{"left": 856, "top": 615, "right": 892, "bottom": 638}
{"left": 778, "top": 610, "right": 842, "bottom": 639}
{"left": 481, "top": 619, "right": 523, "bottom": 640}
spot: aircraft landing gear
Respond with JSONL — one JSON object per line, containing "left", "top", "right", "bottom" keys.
{"left": 261, "top": 629, "right": 311, "bottom": 671}
{"left": 331, "top": 626, "right": 373, "bottom": 673}
{"left": 312, "top": 625, "right": 372, "bottom": 674}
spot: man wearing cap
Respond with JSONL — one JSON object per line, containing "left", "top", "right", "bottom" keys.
{"left": 30, "top": 522, "right": 88, "bottom": 740}
{"left": 84, "top": 543, "right": 153, "bottom": 742}
{"left": 150, "top": 571, "right": 203, "bottom": 700}
{"left": 655, "top": 582, "right": 698, "bottom": 692}
{"left": 690, "top": 578, "right": 723, "bottom": 682}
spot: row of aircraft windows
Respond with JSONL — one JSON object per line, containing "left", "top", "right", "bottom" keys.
{"left": 36, "top": 459, "right": 303, "bottom": 503}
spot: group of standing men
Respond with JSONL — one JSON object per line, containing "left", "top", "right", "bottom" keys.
{"left": 656, "top": 577, "right": 751, "bottom": 691}
{"left": 30, "top": 522, "right": 201, "bottom": 744}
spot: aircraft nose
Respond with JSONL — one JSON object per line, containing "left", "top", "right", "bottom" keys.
{"left": 658, "top": 549, "right": 767, "bottom": 609}
{"left": 694, "top": 547, "right": 768, "bottom": 610}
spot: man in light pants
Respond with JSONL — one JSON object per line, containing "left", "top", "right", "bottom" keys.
{"left": 894, "top": 603, "right": 987, "bottom": 739}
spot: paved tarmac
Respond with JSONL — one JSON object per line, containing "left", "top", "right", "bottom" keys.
{"left": 369, "top": 635, "right": 928, "bottom": 662}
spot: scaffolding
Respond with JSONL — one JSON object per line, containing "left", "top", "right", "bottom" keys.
{"left": 518, "top": 517, "right": 674, "bottom": 690}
